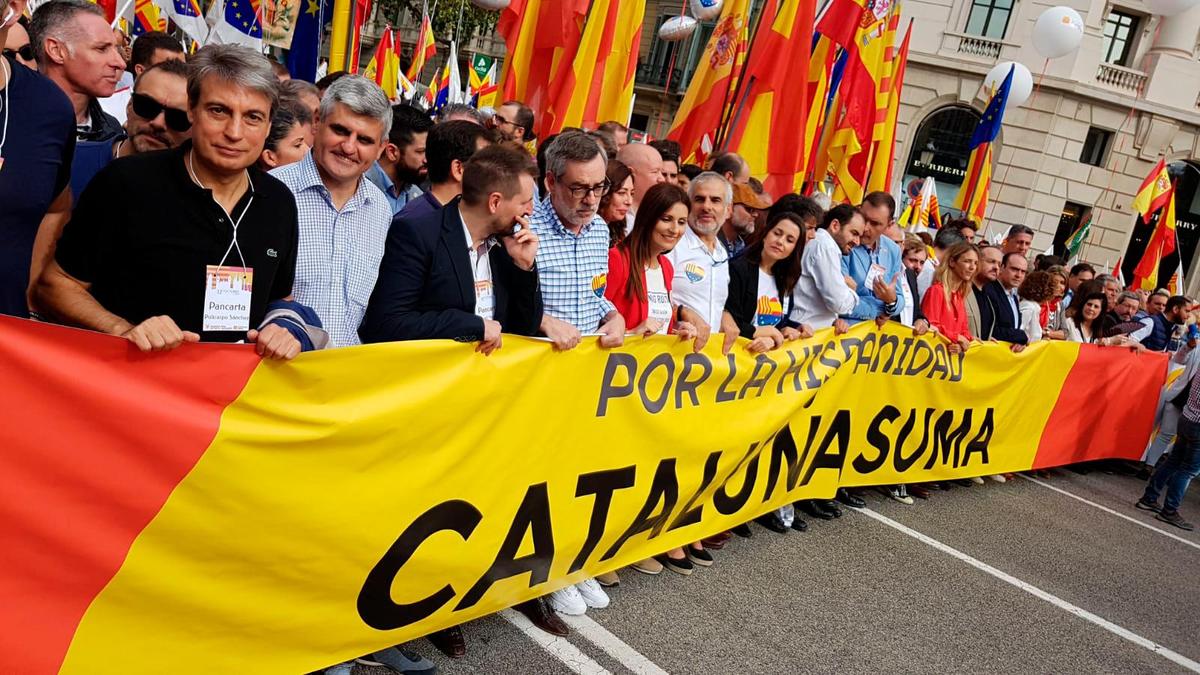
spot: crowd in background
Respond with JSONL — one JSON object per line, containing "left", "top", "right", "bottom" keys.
{"left": 4, "top": 2, "right": 1200, "bottom": 673}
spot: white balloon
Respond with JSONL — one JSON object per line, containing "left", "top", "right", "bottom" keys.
{"left": 469, "top": 0, "right": 510, "bottom": 10}
{"left": 1032, "top": 6, "right": 1084, "bottom": 59}
{"left": 983, "top": 61, "right": 1034, "bottom": 110}
{"left": 1145, "top": 0, "right": 1199, "bottom": 16}
{"left": 659, "top": 15, "right": 699, "bottom": 42}
{"left": 690, "top": 0, "right": 723, "bottom": 21}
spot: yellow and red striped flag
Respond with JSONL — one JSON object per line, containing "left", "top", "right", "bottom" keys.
{"left": 1132, "top": 158, "right": 1173, "bottom": 222}
{"left": 666, "top": 0, "right": 752, "bottom": 165}
{"left": 1133, "top": 179, "right": 1178, "bottom": 290}
{"left": 866, "top": 16, "right": 911, "bottom": 195}
{"left": 405, "top": 11, "right": 437, "bottom": 82}
{"left": 497, "top": 0, "right": 589, "bottom": 136}
{"left": 542, "top": 0, "right": 645, "bottom": 136}
{"left": 364, "top": 26, "right": 402, "bottom": 101}
{"left": 722, "top": 0, "right": 818, "bottom": 197}
{"left": 953, "top": 65, "right": 1014, "bottom": 224}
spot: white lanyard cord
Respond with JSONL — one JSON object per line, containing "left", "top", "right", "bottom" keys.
{"left": 0, "top": 59, "right": 11, "bottom": 162}
{"left": 187, "top": 149, "right": 252, "bottom": 270}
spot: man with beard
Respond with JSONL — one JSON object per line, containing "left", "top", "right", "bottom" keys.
{"left": 720, "top": 182, "right": 769, "bottom": 257}
{"left": 492, "top": 99, "right": 534, "bottom": 144}
{"left": 113, "top": 59, "right": 190, "bottom": 157}
{"left": 668, "top": 171, "right": 732, "bottom": 351}
{"left": 365, "top": 103, "right": 432, "bottom": 215}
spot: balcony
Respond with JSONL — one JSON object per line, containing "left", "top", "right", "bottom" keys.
{"left": 635, "top": 62, "right": 687, "bottom": 94}
{"left": 942, "top": 31, "right": 1007, "bottom": 63}
{"left": 1095, "top": 62, "right": 1148, "bottom": 96}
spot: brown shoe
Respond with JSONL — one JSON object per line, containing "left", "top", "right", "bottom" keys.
{"left": 630, "top": 557, "right": 664, "bottom": 575}
{"left": 701, "top": 531, "right": 731, "bottom": 549}
{"left": 427, "top": 626, "right": 466, "bottom": 658}
{"left": 513, "top": 598, "right": 570, "bottom": 636}
{"left": 596, "top": 570, "right": 620, "bottom": 587}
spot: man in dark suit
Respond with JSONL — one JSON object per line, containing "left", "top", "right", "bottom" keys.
{"left": 970, "top": 245, "right": 1028, "bottom": 346}
{"left": 360, "top": 144, "right": 542, "bottom": 352}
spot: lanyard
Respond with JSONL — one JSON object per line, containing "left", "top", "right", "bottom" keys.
{"left": 187, "top": 149, "right": 253, "bottom": 270}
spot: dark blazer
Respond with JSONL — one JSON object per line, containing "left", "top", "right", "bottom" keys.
{"left": 979, "top": 280, "right": 1029, "bottom": 344}
{"left": 359, "top": 198, "right": 542, "bottom": 344}
{"left": 724, "top": 254, "right": 795, "bottom": 339}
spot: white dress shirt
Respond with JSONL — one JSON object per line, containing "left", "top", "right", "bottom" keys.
{"left": 667, "top": 226, "right": 730, "bottom": 329}
{"left": 790, "top": 228, "right": 858, "bottom": 328}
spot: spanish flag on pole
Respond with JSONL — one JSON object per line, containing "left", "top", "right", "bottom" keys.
{"left": 364, "top": 26, "right": 401, "bottom": 101}
{"left": 1132, "top": 158, "right": 1173, "bottom": 222}
{"left": 497, "top": 0, "right": 589, "bottom": 136}
{"left": 666, "top": 0, "right": 752, "bottom": 165}
{"left": 542, "top": 0, "right": 645, "bottom": 136}
{"left": 1133, "top": 179, "right": 1178, "bottom": 290}
{"left": 722, "top": 0, "right": 817, "bottom": 197}
{"left": 866, "top": 16, "right": 911, "bottom": 195}
{"left": 953, "top": 65, "right": 1014, "bottom": 224}
{"left": 405, "top": 9, "right": 436, "bottom": 82}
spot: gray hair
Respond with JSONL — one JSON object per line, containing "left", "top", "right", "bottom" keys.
{"left": 187, "top": 44, "right": 280, "bottom": 115}
{"left": 811, "top": 191, "right": 833, "bottom": 212}
{"left": 319, "top": 74, "right": 393, "bottom": 140}
{"left": 29, "top": 0, "right": 104, "bottom": 65}
{"left": 1095, "top": 273, "right": 1119, "bottom": 288}
{"left": 544, "top": 130, "right": 607, "bottom": 179}
{"left": 437, "top": 103, "right": 484, "bottom": 125}
{"left": 1117, "top": 290, "right": 1141, "bottom": 305}
{"left": 688, "top": 171, "right": 732, "bottom": 206}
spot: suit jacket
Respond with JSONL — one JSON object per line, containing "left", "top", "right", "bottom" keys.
{"left": 982, "top": 280, "right": 1028, "bottom": 344}
{"left": 359, "top": 198, "right": 542, "bottom": 343}
{"left": 724, "top": 254, "right": 795, "bottom": 339}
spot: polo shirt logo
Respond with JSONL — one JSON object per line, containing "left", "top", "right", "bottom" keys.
{"left": 266, "top": 248, "right": 278, "bottom": 258}
{"left": 685, "top": 263, "right": 705, "bottom": 283}
{"left": 591, "top": 273, "right": 607, "bottom": 298}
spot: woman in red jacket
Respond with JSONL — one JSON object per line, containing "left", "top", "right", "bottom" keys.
{"left": 921, "top": 241, "right": 978, "bottom": 353}
{"left": 606, "top": 182, "right": 697, "bottom": 339}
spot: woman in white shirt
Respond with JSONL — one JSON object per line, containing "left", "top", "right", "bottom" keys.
{"left": 1017, "top": 270, "right": 1057, "bottom": 342}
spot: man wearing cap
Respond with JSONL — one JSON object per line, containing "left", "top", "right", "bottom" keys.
{"left": 721, "top": 182, "right": 769, "bottom": 258}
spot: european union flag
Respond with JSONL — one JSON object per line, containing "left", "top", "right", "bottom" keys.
{"left": 224, "top": 0, "right": 262, "bottom": 38}
{"left": 969, "top": 65, "right": 1013, "bottom": 150}
{"left": 173, "top": 0, "right": 200, "bottom": 18}
{"left": 287, "top": 0, "right": 328, "bottom": 81}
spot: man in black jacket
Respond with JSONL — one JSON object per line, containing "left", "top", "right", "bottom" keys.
{"left": 360, "top": 144, "right": 542, "bottom": 351}
{"left": 970, "top": 245, "right": 1028, "bottom": 347}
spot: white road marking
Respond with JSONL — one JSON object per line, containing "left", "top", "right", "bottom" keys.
{"left": 562, "top": 613, "right": 671, "bottom": 675}
{"left": 499, "top": 609, "right": 613, "bottom": 675}
{"left": 855, "top": 507, "right": 1200, "bottom": 673}
{"left": 1018, "top": 474, "right": 1200, "bottom": 552}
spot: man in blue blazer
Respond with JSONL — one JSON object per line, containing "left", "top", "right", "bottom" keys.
{"left": 359, "top": 145, "right": 542, "bottom": 351}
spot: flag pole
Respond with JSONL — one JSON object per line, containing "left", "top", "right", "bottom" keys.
{"left": 110, "top": 0, "right": 134, "bottom": 29}
{"left": 328, "top": 0, "right": 353, "bottom": 71}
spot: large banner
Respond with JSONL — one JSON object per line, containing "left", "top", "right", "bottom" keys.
{"left": 0, "top": 317, "right": 1166, "bottom": 674}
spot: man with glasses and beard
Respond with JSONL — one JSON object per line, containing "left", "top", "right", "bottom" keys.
{"left": 113, "top": 59, "right": 190, "bottom": 157}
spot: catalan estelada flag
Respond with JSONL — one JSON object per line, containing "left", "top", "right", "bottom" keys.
{"left": 953, "top": 64, "right": 1014, "bottom": 224}
{"left": 542, "top": 0, "right": 645, "bottom": 136}
{"left": 1133, "top": 179, "right": 1178, "bottom": 290}
{"left": 666, "top": 0, "right": 751, "bottom": 164}
{"left": 405, "top": 9, "right": 436, "bottom": 82}
{"left": 497, "top": 0, "right": 589, "bottom": 135}
{"left": 1132, "top": 157, "right": 1172, "bottom": 222}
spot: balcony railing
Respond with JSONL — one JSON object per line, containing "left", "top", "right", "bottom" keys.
{"left": 635, "top": 62, "right": 686, "bottom": 94}
{"left": 1096, "top": 62, "right": 1148, "bottom": 95}
{"left": 955, "top": 33, "right": 1004, "bottom": 60}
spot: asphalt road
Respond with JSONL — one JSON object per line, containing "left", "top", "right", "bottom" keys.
{"left": 353, "top": 468, "right": 1200, "bottom": 675}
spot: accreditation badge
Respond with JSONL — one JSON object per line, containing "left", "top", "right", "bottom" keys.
{"left": 203, "top": 265, "right": 253, "bottom": 332}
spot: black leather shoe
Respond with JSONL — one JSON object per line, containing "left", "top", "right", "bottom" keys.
{"left": 836, "top": 489, "right": 866, "bottom": 508}
{"left": 909, "top": 485, "right": 931, "bottom": 500}
{"left": 731, "top": 523, "right": 753, "bottom": 538}
{"left": 819, "top": 499, "right": 842, "bottom": 517}
{"left": 790, "top": 516, "right": 808, "bottom": 532}
{"left": 514, "top": 599, "right": 569, "bottom": 637}
{"left": 428, "top": 626, "right": 466, "bottom": 659}
{"left": 797, "top": 500, "right": 834, "bottom": 520}
{"left": 754, "top": 514, "right": 788, "bottom": 534}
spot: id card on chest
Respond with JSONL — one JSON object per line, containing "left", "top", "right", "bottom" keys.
{"left": 203, "top": 265, "right": 253, "bottom": 332}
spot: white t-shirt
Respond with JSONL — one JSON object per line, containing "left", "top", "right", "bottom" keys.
{"left": 754, "top": 269, "right": 783, "bottom": 328}
{"left": 666, "top": 227, "right": 730, "bottom": 329}
{"left": 645, "top": 265, "right": 671, "bottom": 335}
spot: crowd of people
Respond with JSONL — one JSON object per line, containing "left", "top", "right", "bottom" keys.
{"left": 4, "top": 2, "right": 1199, "bottom": 672}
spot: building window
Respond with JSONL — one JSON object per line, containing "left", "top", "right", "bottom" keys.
{"left": 1080, "top": 127, "right": 1114, "bottom": 167}
{"left": 964, "top": 0, "right": 1014, "bottom": 40}
{"left": 1052, "top": 201, "right": 1091, "bottom": 256}
{"left": 1102, "top": 11, "right": 1139, "bottom": 66}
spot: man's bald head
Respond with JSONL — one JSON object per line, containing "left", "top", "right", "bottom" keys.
{"left": 617, "top": 142, "right": 665, "bottom": 207}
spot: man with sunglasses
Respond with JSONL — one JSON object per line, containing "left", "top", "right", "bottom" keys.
{"left": 114, "top": 59, "right": 190, "bottom": 158}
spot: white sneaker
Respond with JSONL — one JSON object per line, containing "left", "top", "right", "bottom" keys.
{"left": 989, "top": 474, "right": 1007, "bottom": 483}
{"left": 970, "top": 476, "right": 986, "bottom": 484}
{"left": 575, "top": 578, "right": 610, "bottom": 609}
{"left": 548, "top": 584, "right": 588, "bottom": 615}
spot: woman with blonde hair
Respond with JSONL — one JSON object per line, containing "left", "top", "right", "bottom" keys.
{"left": 921, "top": 241, "right": 978, "bottom": 353}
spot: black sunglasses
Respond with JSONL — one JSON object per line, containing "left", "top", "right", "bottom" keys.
{"left": 130, "top": 92, "right": 192, "bottom": 133}
{"left": 3, "top": 45, "right": 34, "bottom": 62}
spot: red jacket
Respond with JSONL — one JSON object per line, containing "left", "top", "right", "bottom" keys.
{"left": 921, "top": 282, "right": 972, "bottom": 342}
{"left": 605, "top": 246, "right": 676, "bottom": 331}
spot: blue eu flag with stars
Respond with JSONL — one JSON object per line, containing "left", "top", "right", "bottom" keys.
{"left": 225, "top": 0, "right": 263, "bottom": 38}
{"left": 287, "top": 0, "right": 328, "bottom": 81}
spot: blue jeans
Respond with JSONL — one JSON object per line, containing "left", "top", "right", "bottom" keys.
{"left": 1143, "top": 416, "right": 1200, "bottom": 513}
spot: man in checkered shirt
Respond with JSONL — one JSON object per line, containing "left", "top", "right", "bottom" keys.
{"left": 529, "top": 131, "right": 626, "bottom": 350}
{"left": 272, "top": 76, "right": 393, "bottom": 348}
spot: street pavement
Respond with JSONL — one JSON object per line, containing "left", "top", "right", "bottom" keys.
{"left": 354, "top": 468, "right": 1200, "bottom": 675}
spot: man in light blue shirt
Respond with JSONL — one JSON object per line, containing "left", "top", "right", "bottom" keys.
{"left": 841, "top": 191, "right": 904, "bottom": 325}
{"left": 364, "top": 104, "right": 432, "bottom": 215}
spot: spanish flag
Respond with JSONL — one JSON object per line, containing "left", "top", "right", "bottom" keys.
{"left": 405, "top": 10, "right": 437, "bottom": 82}
{"left": 1132, "top": 157, "right": 1173, "bottom": 222}
{"left": 866, "top": 16, "right": 911, "bottom": 195}
{"left": 542, "top": 0, "right": 645, "bottom": 136}
{"left": 722, "top": 0, "right": 817, "bottom": 197}
{"left": 497, "top": 0, "right": 589, "bottom": 136}
{"left": 1133, "top": 179, "right": 1178, "bottom": 291}
{"left": 666, "top": 0, "right": 752, "bottom": 165}
{"left": 364, "top": 26, "right": 401, "bottom": 101}
{"left": 953, "top": 65, "right": 1014, "bottom": 224}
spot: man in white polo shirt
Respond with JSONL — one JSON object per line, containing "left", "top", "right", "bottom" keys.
{"left": 669, "top": 171, "right": 732, "bottom": 351}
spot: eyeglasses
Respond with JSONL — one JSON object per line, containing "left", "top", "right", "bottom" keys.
{"left": 564, "top": 180, "right": 611, "bottom": 200}
{"left": 2, "top": 44, "right": 34, "bottom": 62}
{"left": 130, "top": 92, "right": 192, "bottom": 132}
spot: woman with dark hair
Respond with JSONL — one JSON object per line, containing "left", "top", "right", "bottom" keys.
{"left": 1018, "top": 270, "right": 1057, "bottom": 342}
{"left": 1063, "top": 291, "right": 1138, "bottom": 346}
{"left": 258, "top": 95, "right": 313, "bottom": 170}
{"left": 1042, "top": 265, "right": 1069, "bottom": 339}
{"left": 723, "top": 212, "right": 811, "bottom": 353}
{"left": 599, "top": 160, "right": 634, "bottom": 247}
{"left": 921, "top": 241, "right": 977, "bottom": 353}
